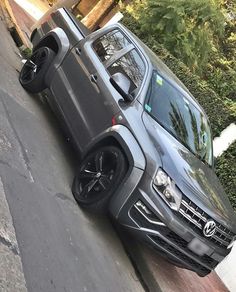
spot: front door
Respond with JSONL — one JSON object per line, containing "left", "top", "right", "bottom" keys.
{"left": 51, "top": 27, "right": 146, "bottom": 151}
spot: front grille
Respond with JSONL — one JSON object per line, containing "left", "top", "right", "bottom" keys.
{"left": 178, "top": 195, "right": 235, "bottom": 248}
{"left": 130, "top": 204, "right": 217, "bottom": 269}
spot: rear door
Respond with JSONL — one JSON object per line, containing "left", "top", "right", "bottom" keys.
{"left": 52, "top": 27, "right": 146, "bottom": 151}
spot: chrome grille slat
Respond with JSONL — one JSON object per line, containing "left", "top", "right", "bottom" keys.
{"left": 178, "top": 196, "right": 235, "bottom": 248}
{"left": 212, "top": 235, "right": 228, "bottom": 246}
{"left": 182, "top": 200, "right": 207, "bottom": 222}
{"left": 216, "top": 227, "right": 232, "bottom": 240}
{"left": 179, "top": 209, "right": 202, "bottom": 229}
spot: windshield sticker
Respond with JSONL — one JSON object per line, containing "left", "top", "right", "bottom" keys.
{"left": 145, "top": 104, "right": 152, "bottom": 112}
{"left": 156, "top": 74, "right": 163, "bottom": 86}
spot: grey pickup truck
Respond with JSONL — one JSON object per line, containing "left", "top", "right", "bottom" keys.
{"left": 19, "top": 7, "right": 236, "bottom": 277}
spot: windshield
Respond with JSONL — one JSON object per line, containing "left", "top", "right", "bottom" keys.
{"left": 145, "top": 71, "right": 213, "bottom": 166}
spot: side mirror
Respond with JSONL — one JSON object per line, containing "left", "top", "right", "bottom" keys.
{"left": 110, "top": 72, "right": 133, "bottom": 102}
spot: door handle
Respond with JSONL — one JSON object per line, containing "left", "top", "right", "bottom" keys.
{"left": 75, "top": 47, "right": 81, "bottom": 55}
{"left": 90, "top": 74, "right": 98, "bottom": 84}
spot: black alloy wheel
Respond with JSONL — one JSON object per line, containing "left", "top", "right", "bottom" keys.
{"left": 19, "top": 46, "right": 55, "bottom": 93}
{"left": 72, "top": 146, "right": 127, "bottom": 212}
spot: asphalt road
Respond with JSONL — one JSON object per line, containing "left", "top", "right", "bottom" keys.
{"left": 0, "top": 14, "right": 144, "bottom": 292}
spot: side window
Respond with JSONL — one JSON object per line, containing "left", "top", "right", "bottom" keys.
{"left": 108, "top": 49, "right": 145, "bottom": 95}
{"left": 93, "top": 30, "right": 131, "bottom": 62}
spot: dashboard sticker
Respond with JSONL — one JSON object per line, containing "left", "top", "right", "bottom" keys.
{"left": 145, "top": 104, "right": 152, "bottom": 112}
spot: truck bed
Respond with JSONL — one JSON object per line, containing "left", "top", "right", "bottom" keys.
{"left": 31, "top": 7, "right": 91, "bottom": 47}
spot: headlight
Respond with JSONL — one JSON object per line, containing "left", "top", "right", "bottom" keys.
{"left": 153, "top": 168, "right": 182, "bottom": 211}
{"left": 153, "top": 169, "right": 169, "bottom": 186}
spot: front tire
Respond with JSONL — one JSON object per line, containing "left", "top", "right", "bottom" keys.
{"left": 19, "top": 46, "right": 55, "bottom": 93}
{"left": 72, "top": 146, "right": 127, "bottom": 212}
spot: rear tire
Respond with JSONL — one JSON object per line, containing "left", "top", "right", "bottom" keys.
{"left": 72, "top": 146, "right": 127, "bottom": 213}
{"left": 19, "top": 46, "right": 55, "bottom": 93}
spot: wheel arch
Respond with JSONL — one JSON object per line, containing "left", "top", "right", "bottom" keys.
{"left": 83, "top": 125, "right": 146, "bottom": 218}
{"left": 32, "top": 28, "right": 70, "bottom": 87}
{"left": 33, "top": 34, "right": 59, "bottom": 54}
{"left": 83, "top": 125, "right": 146, "bottom": 172}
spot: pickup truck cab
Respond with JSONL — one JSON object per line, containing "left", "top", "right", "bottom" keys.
{"left": 19, "top": 7, "right": 236, "bottom": 277}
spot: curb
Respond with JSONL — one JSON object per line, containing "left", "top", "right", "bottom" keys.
{"left": 125, "top": 242, "right": 163, "bottom": 292}
{"left": 117, "top": 229, "right": 162, "bottom": 292}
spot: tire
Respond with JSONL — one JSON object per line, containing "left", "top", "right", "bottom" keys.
{"left": 19, "top": 46, "right": 55, "bottom": 93}
{"left": 197, "top": 269, "right": 211, "bottom": 277}
{"left": 72, "top": 146, "right": 127, "bottom": 213}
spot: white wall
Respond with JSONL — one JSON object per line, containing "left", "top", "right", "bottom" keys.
{"left": 213, "top": 123, "right": 236, "bottom": 291}
{"left": 216, "top": 244, "right": 236, "bottom": 291}
{"left": 213, "top": 123, "right": 236, "bottom": 157}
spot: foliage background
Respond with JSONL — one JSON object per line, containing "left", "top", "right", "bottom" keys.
{"left": 121, "top": 0, "right": 236, "bottom": 209}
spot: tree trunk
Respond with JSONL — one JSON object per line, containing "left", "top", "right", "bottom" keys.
{"left": 81, "top": 0, "right": 116, "bottom": 30}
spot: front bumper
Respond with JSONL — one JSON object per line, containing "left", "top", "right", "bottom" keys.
{"left": 110, "top": 171, "right": 231, "bottom": 277}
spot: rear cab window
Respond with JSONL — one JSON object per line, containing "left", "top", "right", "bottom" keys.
{"left": 93, "top": 30, "right": 131, "bottom": 62}
{"left": 93, "top": 30, "right": 146, "bottom": 97}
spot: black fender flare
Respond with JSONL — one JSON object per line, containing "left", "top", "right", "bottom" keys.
{"left": 85, "top": 125, "right": 146, "bottom": 218}
{"left": 84, "top": 124, "right": 146, "bottom": 171}
{"left": 33, "top": 28, "right": 70, "bottom": 87}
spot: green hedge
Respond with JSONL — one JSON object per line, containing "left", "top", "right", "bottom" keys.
{"left": 216, "top": 142, "right": 236, "bottom": 210}
{"left": 122, "top": 14, "right": 236, "bottom": 210}
{"left": 205, "top": 61, "right": 236, "bottom": 102}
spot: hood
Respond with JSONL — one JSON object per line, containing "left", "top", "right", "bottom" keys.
{"left": 142, "top": 112, "right": 236, "bottom": 232}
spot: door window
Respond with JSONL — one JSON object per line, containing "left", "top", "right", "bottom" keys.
{"left": 108, "top": 49, "right": 145, "bottom": 95}
{"left": 93, "top": 30, "right": 131, "bottom": 62}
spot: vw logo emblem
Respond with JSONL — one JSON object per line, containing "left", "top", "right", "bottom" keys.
{"left": 203, "top": 220, "right": 216, "bottom": 237}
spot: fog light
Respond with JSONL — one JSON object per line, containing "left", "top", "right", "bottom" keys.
{"left": 134, "top": 201, "right": 164, "bottom": 225}
{"left": 135, "top": 201, "right": 152, "bottom": 215}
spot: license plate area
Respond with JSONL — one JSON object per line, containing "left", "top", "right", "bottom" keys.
{"left": 188, "top": 238, "right": 210, "bottom": 256}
